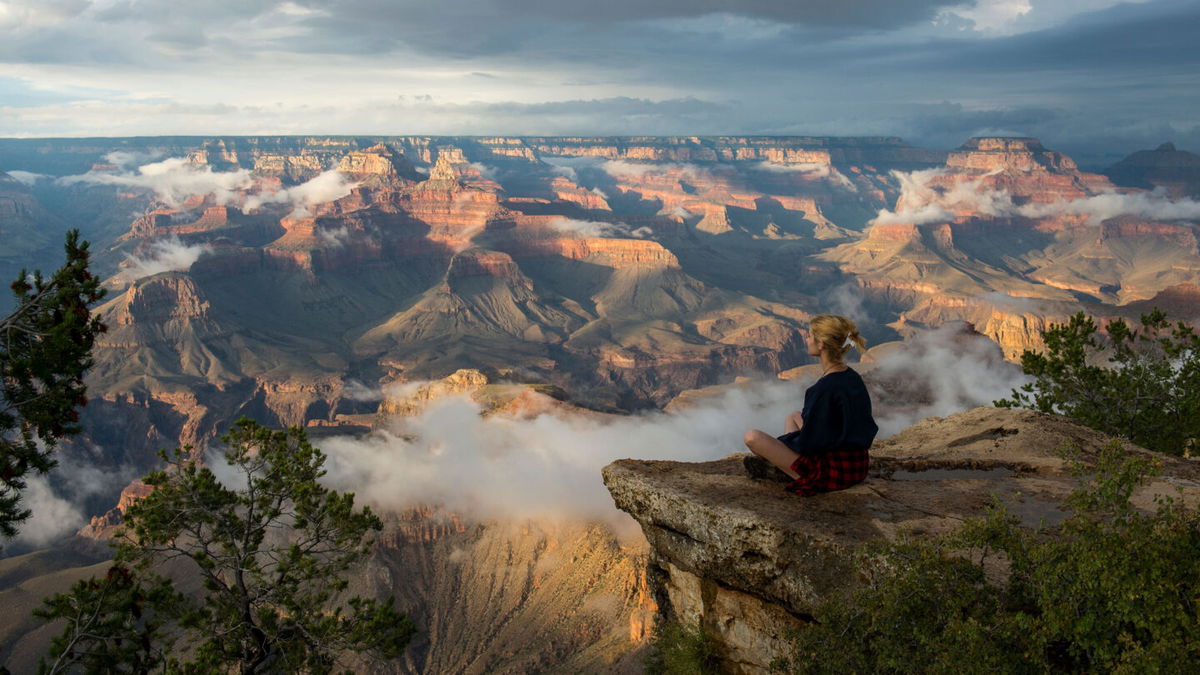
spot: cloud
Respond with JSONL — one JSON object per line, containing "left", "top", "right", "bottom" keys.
{"left": 317, "top": 225, "right": 353, "bottom": 248}
{"left": 4, "top": 169, "right": 50, "bottom": 184}
{"left": 826, "top": 282, "right": 869, "bottom": 321}
{"left": 469, "top": 162, "right": 499, "bottom": 180}
{"left": 342, "top": 379, "right": 385, "bottom": 402}
{"left": 937, "top": 0, "right": 1032, "bottom": 33}
{"left": 600, "top": 160, "right": 709, "bottom": 182}
{"left": 754, "top": 161, "right": 857, "bottom": 191}
{"left": 868, "top": 323, "right": 1030, "bottom": 437}
{"left": 59, "top": 157, "right": 253, "bottom": 207}
{"left": 317, "top": 381, "right": 799, "bottom": 522}
{"left": 1017, "top": 188, "right": 1200, "bottom": 224}
{"left": 7, "top": 453, "right": 136, "bottom": 550}
{"left": 242, "top": 169, "right": 360, "bottom": 217}
{"left": 314, "top": 323, "right": 1029, "bottom": 522}
{"left": 872, "top": 168, "right": 1019, "bottom": 226}
{"left": 121, "top": 236, "right": 209, "bottom": 279}
{"left": 103, "top": 149, "right": 165, "bottom": 169}
{"left": 875, "top": 168, "right": 1200, "bottom": 226}
{"left": 548, "top": 217, "right": 640, "bottom": 238}
{"left": 7, "top": 475, "right": 82, "bottom": 548}
{"left": 972, "top": 290, "right": 1047, "bottom": 313}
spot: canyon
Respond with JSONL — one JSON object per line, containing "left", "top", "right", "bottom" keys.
{"left": 1, "top": 134, "right": 1199, "bottom": 671}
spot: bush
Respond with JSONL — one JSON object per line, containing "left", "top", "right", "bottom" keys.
{"left": 781, "top": 441, "right": 1200, "bottom": 673}
{"left": 644, "top": 620, "right": 722, "bottom": 675}
{"left": 996, "top": 309, "right": 1200, "bottom": 456}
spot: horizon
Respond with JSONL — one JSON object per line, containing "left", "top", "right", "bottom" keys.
{"left": 1, "top": 0, "right": 1196, "bottom": 168}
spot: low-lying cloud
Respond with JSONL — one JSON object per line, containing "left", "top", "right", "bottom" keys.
{"left": 60, "top": 157, "right": 253, "bottom": 207}
{"left": 9, "top": 456, "right": 136, "bottom": 551}
{"left": 754, "top": 161, "right": 857, "bottom": 191}
{"left": 121, "top": 235, "right": 209, "bottom": 279}
{"left": 59, "top": 158, "right": 360, "bottom": 217}
{"left": 549, "top": 216, "right": 650, "bottom": 238}
{"left": 5, "top": 169, "right": 51, "bottom": 185}
{"left": 867, "top": 323, "right": 1030, "bottom": 437}
{"left": 315, "top": 324, "right": 1029, "bottom": 524}
{"left": 242, "top": 170, "right": 360, "bottom": 217}
{"left": 600, "top": 160, "right": 709, "bottom": 182}
{"left": 1018, "top": 188, "right": 1200, "bottom": 223}
{"left": 874, "top": 169, "right": 1200, "bottom": 226}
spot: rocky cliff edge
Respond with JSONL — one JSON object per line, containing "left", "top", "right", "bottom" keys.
{"left": 602, "top": 407, "right": 1200, "bottom": 673}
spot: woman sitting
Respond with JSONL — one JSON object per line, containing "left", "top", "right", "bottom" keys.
{"left": 743, "top": 314, "right": 878, "bottom": 495}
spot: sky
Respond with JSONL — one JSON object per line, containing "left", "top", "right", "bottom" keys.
{"left": 0, "top": 0, "right": 1197, "bottom": 162}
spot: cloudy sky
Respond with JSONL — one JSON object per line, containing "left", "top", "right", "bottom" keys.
{"left": 0, "top": 0, "right": 1196, "bottom": 163}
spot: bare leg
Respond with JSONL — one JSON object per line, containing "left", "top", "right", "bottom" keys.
{"left": 784, "top": 411, "right": 804, "bottom": 433}
{"left": 742, "top": 430, "right": 801, "bottom": 479}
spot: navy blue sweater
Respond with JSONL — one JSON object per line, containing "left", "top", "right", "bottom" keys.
{"left": 777, "top": 368, "right": 878, "bottom": 456}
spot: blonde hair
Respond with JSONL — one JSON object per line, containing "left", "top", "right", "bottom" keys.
{"left": 810, "top": 314, "right": 867, "bottom": 364}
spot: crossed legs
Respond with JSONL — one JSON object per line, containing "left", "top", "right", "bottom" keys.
{"left": 743, "top": 428, "right": 801, "bottom": 480}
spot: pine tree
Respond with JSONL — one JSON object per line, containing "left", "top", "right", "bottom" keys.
{"left": 1, "top": 230, "right": 106, "bottom": 539}
{"left": 38, "top": 419, "right": 415, "bottom": 674}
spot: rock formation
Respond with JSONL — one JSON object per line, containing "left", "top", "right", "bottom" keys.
{"left": 1105, "top": 141, "right": 1200, "bottom": 198}
{"left": 604, "top": 407, "right": 1200, "bottom": 673}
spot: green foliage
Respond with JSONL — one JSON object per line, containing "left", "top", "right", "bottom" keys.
{"left": 0, "top": 230, "right": 106, "bottom": 539}
{"left": 644, "top": 620, "right": 722, "bottom": 675}
{"left": 38, "top": 419, "right": 415, "bottom": 674}
{"left": 996, "top": 309, "right": 1200, "bottom": 456}
{"left": 35, "top": 565, "right": 178, "bottom": 674}
{"left": 782, "top": 441, "right": 1200, "bottom": 673}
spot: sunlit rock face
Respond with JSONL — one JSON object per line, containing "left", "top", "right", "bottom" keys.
{"left": 825, "top": 136, "right": 1200, "bottom": 356}
{"left": 605, "top": 407, "right": 1200, "bottom": 673}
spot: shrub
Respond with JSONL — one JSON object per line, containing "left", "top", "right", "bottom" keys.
{"left": 644, "top": 620, "right": 722, "bottom": 675}
{"left": 996, "top": 309, "right": 1200, "bottom": 456}
{"left": 781, "top": 441, "right": 1200, "bottom": 673}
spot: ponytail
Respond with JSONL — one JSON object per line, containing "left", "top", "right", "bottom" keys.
{"left": 811, "top": 314, "right": 868, "bottom": 364}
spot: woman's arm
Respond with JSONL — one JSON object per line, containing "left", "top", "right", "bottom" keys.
{"left": 784, "top": 410, "right": 804, "bottom": 433}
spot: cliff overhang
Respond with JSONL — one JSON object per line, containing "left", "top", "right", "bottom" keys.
{"left": 603, "top": 407, "right": 1200, "bottom": 673}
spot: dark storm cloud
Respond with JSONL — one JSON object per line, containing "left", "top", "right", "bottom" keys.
{"left": 912, "top": 0, "right": 1200, "bottom": 73}
{"left": 283, "top": 0, "right": 960, "bottom": 58}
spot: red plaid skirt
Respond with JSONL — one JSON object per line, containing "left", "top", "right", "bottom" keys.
{"left": 786, "top": 447, "right": 870, "bottom": 496}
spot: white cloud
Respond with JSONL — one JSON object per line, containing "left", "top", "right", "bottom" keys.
{"left": 103, "top": 149, "right": 165, "bottom": 170}
{"left": 938, "top": 0, "right": 1032, "bottom": 33}
{"left": 871, "top": 168, "right": 1015, "bottom": 226}
{"left": 869, "top": 323, "right": 1031, "bottom": 437}
{"left": 8, "top": 454, "right": 136, "bottom": 550}
{"left": 59, "top": 157, "right": 253, "bottom": 207}
{"left": 8, "top": 475, "right": 82, "bottom": 548}
{"left": 826, "top": 282, "right": 869, "bottom": 321}
{"left": 318, "top": 381, "right": 800, "bottom": 522}
{"left": 548, "top": 217, "right": 637, "bottom": 238}
{"left": 242, "top": 169, "right": 360, "bottom": 217}
{"left": 469, "top": 162, "right": 499, "bottom": 180}
{"left": 121, "top": 235, "right": 209, "bottom": 279}
{"left": 317, "top": 225, "right": 353, "bottom": 247}
{"left": 1017, "top": 187, "right": 1200, "bottom": 224}
{"left": 754, "top": 161, "right": 857, "bottom": 191}
{"left": 315, "top": 325, "right": 1030, "bottom": 522}
{"left": 873, "top": 169, "right": 1200, "bottom": 227}
{"left": 600, "top": 160, "right": 708, "bottom": 182}
{"left": 342, "top": 379, "right": 385, "bottom": 402}
{"left": 5, "top": 169, "right": 50, "bottom": 184}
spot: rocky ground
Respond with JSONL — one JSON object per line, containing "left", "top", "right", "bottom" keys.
{"left": 604, "top": 406, "right": 1200, "bottom": 673}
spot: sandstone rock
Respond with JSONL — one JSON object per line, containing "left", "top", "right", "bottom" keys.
{"left": 604, "top": 407, "right": 1200, "bottom": 673}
